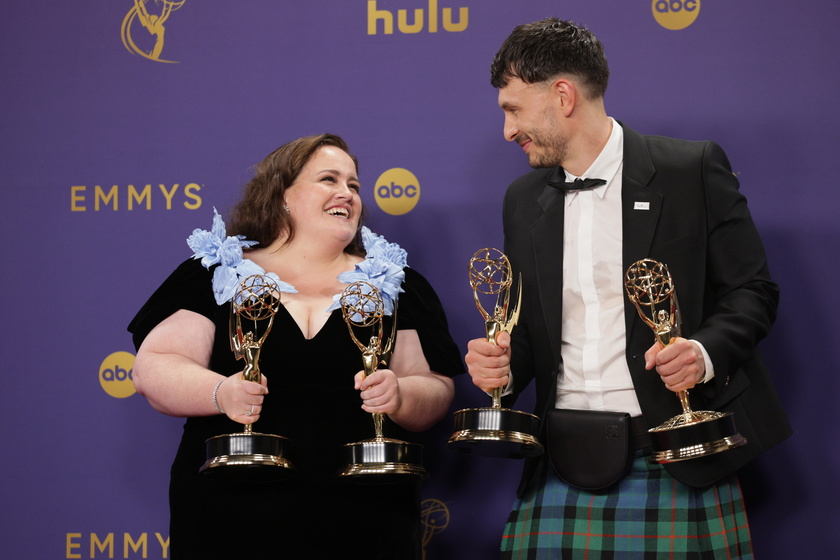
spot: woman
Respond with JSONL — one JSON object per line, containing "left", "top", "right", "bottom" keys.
{"left": 128, "top": 134, "right": 462, "bottom": 559}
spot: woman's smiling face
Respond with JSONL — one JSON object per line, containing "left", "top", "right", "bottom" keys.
{"left": 283, "top": 145, "right": 362, "bottom": 246}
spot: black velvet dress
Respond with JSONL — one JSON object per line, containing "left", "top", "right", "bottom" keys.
{"left": 128, "top": 258, "right": 463, "bottom": 560}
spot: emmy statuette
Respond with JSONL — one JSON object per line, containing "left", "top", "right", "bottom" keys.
{"left": 448, "top": 248, "right": 543, "bottom": 459}
{"left": 337, "top": 280, "right": 427, "bottom": 482}
{"left": 625, "top": 259, "right": 747, "bottom": 463}
{"left": 200, "top": 274, "right": 294, "bottom": 479}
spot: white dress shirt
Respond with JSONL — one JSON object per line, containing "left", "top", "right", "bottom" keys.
{"left": 555, "top": 118, "right": 712, "bottom": 414}
{"left": 555, "top": 119, "right": 643, "bottom": 413}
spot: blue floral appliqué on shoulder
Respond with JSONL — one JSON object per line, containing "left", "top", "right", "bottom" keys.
{"left": 327, "top": 227, "right": 407, "bottom": 316}
{"left": 186, "top": 208, "right": 297, "bottom": 305}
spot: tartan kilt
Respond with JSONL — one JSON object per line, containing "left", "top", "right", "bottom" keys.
{"left": 501, "top": 453, "right": 753, "bottom": 559}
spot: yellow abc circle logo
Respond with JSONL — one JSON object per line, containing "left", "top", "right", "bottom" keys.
{"left": 652, "top": 0, "right": 700, "bottom": 30}
{"left": 374, "top": 168, "right": 420, "bottom": 215}
{"left": 99, "top": 351, "right": 137, "bottom": 398}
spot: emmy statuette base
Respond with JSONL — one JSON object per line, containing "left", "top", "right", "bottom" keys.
{"left": 648, "top": 411, "right": 747, "bottom": 464}
{"left": 338, "top": 438, "right": 427, "bottom": 483}
{"left": 448, "top": 407, "right": 543, "bottom": 459}
{"left": 200, "top": 432, "right": 294, "bottom": 481}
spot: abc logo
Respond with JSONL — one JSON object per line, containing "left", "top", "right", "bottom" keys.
{"left": 652, "top": 0, "right": 700, "bottom": 30}
{"left": 374, "top": 168, "right": 420, "bottom": 216}
{"left": 99, "top": 351, "right": 136, "bottom": 398}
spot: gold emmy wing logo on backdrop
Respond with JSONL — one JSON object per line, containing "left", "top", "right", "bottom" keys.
{"left": 121, "top": 0, "right": 186, "bottom": 63}
{"left": 652, "top": 0, "right": 700, "bottom": 30}
{"left": 374, "top": 168, "right": 421, "bottom": 215}
{"left": 99, "top": 351, "right": 137, "bottom": 398}
{"left": 420, "top": 498, "right": 450, "bottom": 559}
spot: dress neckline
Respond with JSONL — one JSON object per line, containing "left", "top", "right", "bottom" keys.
{"left": 276, "top": 304, "right": 344, "bottom": 342}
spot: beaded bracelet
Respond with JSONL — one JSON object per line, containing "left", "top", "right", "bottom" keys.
{"left": 212, "top": 379, "right": 225, "bottom": 414}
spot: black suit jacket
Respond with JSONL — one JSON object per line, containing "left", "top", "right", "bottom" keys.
{"left": 502, "top": 122, "right": 791, "bottom": 488}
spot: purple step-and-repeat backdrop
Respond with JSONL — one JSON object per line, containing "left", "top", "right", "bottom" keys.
{"left": 2, "top": 1, "right": 838, "bottom": 558}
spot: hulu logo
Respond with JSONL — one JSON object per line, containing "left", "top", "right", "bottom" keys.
{"left": 367, "top": 0, "right": 468, "bottom": 35}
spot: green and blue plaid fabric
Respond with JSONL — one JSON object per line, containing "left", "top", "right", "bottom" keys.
{"left": 501, "top": 453, "right": 753, "bottom": 559}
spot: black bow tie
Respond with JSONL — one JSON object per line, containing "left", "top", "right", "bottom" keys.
{"left": 547, "top": 177, "right": 607, "bottom": 192}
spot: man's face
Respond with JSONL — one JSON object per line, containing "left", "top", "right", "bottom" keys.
{"left": 498, "top": 78, "right": 567, "bottom": 168}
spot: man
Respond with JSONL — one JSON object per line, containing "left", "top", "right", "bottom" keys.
{"left": 465, "top": 18, "right": 791, "bottom": 558}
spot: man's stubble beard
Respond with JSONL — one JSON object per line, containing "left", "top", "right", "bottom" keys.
{"left": 527, "top": 112, "right": 567, "bottom": 169}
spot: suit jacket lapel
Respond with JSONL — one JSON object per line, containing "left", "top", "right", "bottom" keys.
{"left": 532, "top": 167, "right": 566, "bottom": 372}
{"left": 620, "top": 124, "right": 661, "bottom": 344}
